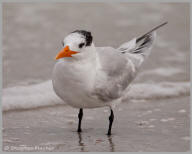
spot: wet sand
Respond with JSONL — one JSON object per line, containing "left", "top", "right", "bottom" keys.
{"left": 3, "top": 96, "right": 190, "bottom": 152}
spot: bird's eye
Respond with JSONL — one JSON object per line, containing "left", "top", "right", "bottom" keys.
{"left": 62, "top": 41, "right": 64, "bottom": 47}
{"left": 79, "top": 43, "right": 85, "bottom": 48}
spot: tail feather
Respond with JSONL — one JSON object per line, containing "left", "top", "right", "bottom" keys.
{"left": 136, "top": 21, "right": 168, "bottom": 43}
{"left": 118, "top": 22, "right": 168, "bottom": 57}
{"left": 132, "top": 32, "right": 156, "bottom": 57}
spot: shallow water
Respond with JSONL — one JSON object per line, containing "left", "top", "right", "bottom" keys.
{"left": 3, "top": 3, "right": 190, "bottom": 88}
{"left": 3, "top": 97, "right": 190, "bottom": 152}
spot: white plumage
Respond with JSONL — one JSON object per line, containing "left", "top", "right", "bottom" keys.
{"left": 52, "top": 29, "right": 157, "bottom": 108}
{"left": 52, "top": 23, "right": 167, "bottom": 134}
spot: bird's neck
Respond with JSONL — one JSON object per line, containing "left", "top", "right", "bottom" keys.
{"left": 71, "top": 44, "right": 98, "bottom": 91}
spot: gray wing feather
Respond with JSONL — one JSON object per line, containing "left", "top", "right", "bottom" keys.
{"left": 93, "top": 47, "right": 137, "bottom": 102}
{"left": 93, "top": 33, "right": 156, "bottom": 102}
{"left": 93, "top": 22, "right": 167, "bottom": 102}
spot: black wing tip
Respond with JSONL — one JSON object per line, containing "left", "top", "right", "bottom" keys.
{"left": 161, "top": 21, "right": 168, "bottom": 25}
{"left": 158, "top": 21, "right": 168, "bottom": 28}
{"left": 136, "top": 22, "right": 168, "bottom": 43}
{"left": 151, "top": 21, "right": 168, "bottom": 31}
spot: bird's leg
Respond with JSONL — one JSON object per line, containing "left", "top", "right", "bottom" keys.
{"left": 107, "top": 109, "right": 114, "bottom": 136}
{"left": 77, "top": 108, "right": 83, "bottom": 132}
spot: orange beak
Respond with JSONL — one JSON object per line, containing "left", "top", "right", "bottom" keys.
{"left": 55, "top": 46, "right": 79, "bottom": 60}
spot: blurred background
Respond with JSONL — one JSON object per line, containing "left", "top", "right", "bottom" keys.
{"left": 2, "top": 3, "right": 190, "bottom": 88}
{"left": 2, "top": 3, "right": 190, "bottom": 152}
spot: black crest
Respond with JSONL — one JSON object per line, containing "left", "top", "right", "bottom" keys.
{"left": 71, "top": 30, "right": 93, "bottom": 46}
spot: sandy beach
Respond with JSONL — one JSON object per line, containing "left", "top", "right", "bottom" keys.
{"left": 3, "top": 96, "right": 190, "bottom": 152}
{"left": 2, "top": 3, "right": 190, "bottom": 152}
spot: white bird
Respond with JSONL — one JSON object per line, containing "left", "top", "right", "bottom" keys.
{"left": 52, "top": 22, "right": 167, "bottom": 135}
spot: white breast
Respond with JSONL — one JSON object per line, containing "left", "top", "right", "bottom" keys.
{"left": 52, "top": 58, "right": 107, "bottom": 108}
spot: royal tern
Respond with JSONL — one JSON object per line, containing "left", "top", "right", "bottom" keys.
{"left": 52, "top": 22, "right": 167, "bottom": 135}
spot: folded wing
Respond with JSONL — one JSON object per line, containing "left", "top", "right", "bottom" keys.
{"left": 93, "top": 22, "right": 168, "bottom": 102}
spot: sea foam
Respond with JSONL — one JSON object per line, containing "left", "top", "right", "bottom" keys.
{"left": 2, "top": 80, "right": 190, "bottom": 111}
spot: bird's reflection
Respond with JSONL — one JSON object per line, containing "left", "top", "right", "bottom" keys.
{"left": 77, "top": 132, "right": 115, "bottom": 152}
{"left": 77, "top": 132, "right": 85, "bottom": 152}
{"left": 107, "top": 135, "right": 115, "bottom": 152}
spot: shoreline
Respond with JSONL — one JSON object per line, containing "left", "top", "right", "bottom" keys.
{"left": 3, "top": 96, "right": 190, "bottom": 152}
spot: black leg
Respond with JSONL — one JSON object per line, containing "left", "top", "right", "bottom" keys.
{"left": 107, "top": 109, "right": 114, "bottom": 135}
{"left": 77, "top": 108, "right": 83, "bottom": 132}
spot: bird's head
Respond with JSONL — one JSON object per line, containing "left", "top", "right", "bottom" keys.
{"left": 55, "top": 30, "right": 93, "bottom": 60}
